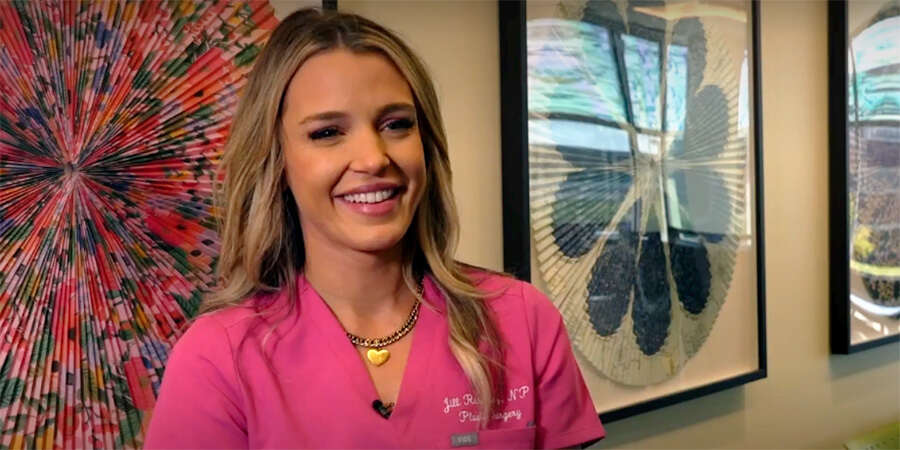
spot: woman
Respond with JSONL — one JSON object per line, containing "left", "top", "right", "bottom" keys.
{"left": 144, "top": 7, "right": 604, "bottom": 449}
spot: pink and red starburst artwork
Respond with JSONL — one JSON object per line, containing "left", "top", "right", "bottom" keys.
{"left": 0, "top": 1, "right": 277, "bottom": 447}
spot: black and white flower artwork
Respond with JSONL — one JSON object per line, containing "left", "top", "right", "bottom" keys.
{"left": 526, "top": 0, "right": 753, "bottom": 385}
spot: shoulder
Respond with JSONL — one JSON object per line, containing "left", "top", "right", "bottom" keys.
{"left": 464, "top": 269, "right": 573, "bottom": 380}
{"left": 184, "top": 303, "right": 255, "bottom": 340}
{"left": 464, "top": 268, "right": 561, "bottom": 325}
{"left": 174, "top": 293, "right": 279, "bottom": 361}
{"left": 171, "top": 307, "right": 245, "bottom": 364}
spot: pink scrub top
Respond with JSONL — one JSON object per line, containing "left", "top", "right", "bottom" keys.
{"left": 144, "top": 271, "right": 605, "bottom": 448}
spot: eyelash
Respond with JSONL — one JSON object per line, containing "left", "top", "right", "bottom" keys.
{"left": 385, "top": 118, "right": 415, "bottom": 131}
{"left": 309, "top": 127, "right": 340, "bottom": 140}
{"left": 307, "top": 118, "right": 415, "bottom": 141}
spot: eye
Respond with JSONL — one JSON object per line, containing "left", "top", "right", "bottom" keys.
{"left": 309, "top": 126, "right": 341, "bottom": 140}
{"left": 383, "top": 118, "right": 415, "bottom": 132}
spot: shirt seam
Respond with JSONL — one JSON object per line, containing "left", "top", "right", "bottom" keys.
{"left": 520, "top": 281, "right": 539, "bottom": 372}
{"left": 205, "top": 315, "right": 249, "bottom": 432}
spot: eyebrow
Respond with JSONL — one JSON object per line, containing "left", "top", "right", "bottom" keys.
{"left": 297, "top": 102, "right": 416, "bottom": 125}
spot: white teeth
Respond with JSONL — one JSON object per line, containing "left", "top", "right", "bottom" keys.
{"left": 343, "top": 188, "right": 395, "bottom": 204}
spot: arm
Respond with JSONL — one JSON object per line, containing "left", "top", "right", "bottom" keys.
{"left": 143, "top": 316, "right": 248, "bottom": 449}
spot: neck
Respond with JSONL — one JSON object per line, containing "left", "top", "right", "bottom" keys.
{"left": 302, "top": 238, "right": 413, "bottom": 322}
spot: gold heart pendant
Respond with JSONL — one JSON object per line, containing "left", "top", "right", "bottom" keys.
{"left": 366, "top": 348, "right": 390, "bottom": 366}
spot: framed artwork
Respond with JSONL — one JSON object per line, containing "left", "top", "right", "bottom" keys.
{"left": 271, "top": 0, "right": 337, "bottom": 12}
{"left": 0, "top": 0, "right": 333, "bottom": 447}
{"left": 828, "top": 0, "right": 900, "bottom": 354}
{"left": 499, "top": 0, "right": 766, "bottom": 422}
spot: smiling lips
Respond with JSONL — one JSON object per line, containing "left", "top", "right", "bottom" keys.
{"left": 342, "top": 188, "right": 396, "bottom": 204}
{"left": 336, "top": 185, "right": 402, "bottom": 216}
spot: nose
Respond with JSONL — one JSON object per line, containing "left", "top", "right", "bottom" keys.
{"left": 348, "top": 126, "right": 391, "bottom": 174}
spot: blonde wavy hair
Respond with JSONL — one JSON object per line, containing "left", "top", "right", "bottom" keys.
{"left": 200, "top": 8, "right": 504, "bottom": 424}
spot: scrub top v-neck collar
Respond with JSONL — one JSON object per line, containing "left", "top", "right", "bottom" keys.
{"left": 298, "top": 274, "right": 442, "bottom": 441}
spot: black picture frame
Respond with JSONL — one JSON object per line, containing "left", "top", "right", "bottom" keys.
{"left": 828, "top": 0, "right": 900, "bottom": 354}
{"left": 499, "top": 0, "right": 767, "bottom": 423}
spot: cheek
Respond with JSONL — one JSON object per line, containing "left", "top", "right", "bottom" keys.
{"left": 283, "top": 152, "right": 340, "bottom": 211}
{"left": 400, "top": 142, "right": 427, "bottom": 187}
{"left": 282, "top": 156, "right": 306, "bottom": 205}
{"left": 401, "top": 150, "right": 428, "bottom": 207}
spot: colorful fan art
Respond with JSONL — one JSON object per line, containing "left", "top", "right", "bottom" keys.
{"left": 845, "top": 0, "right": 900, "bottom": 347}
{"left": 525, "top": 0, "right": 758, "bottom": 386}
{"left": 0, "top": 1, "right": 277, "bottom": 447}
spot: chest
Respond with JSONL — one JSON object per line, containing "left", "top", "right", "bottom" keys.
{"left": 250, "top": 349, "right": 538, "bottom": 449}
{"left": 355, "top": 332, "right": 413, "bottom": 406}
{"left": 240, "top": 307, "right": 539, "bottom": 448}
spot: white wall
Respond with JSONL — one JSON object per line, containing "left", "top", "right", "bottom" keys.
{"left": 273, "top": 1, "right": 900, "bottom": 447}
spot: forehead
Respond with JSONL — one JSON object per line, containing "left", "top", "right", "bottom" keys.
{"left": 282, "top": 48, "right": 414, "bottom": 116}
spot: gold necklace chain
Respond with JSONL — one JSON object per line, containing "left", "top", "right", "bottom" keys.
{"left": 345, "top": 282, "right": 423, "bottom": 349}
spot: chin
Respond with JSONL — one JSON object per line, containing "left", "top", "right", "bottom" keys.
{"left": 346, "top": 228, "right": 409, "bottom": 254}
{"left": 351, "top": 239, "right": 405, "bottom": 254}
